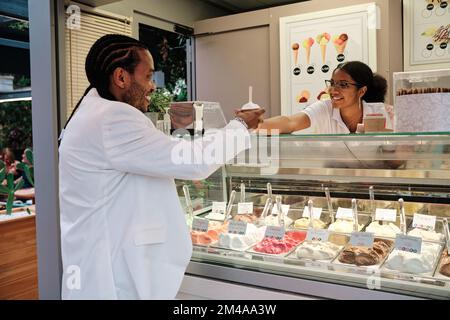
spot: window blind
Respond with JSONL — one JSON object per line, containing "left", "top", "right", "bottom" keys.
{"left": 65, "top": 9, "right": 132, "bottom": 118}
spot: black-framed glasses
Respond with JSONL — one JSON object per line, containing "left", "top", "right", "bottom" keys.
{"left": 325, "top": 79, "right": 360, "bottom": 89}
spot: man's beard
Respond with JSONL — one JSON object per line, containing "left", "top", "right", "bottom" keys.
{"left": 123, "top": 80, "right": 148, "bottom": 112}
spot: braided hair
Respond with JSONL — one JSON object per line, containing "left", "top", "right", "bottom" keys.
{"left": 334, "top": 61, "right": 387, "bottom": 103}
{"left": 64, "top": 34, "right": 148, "bottom": 130}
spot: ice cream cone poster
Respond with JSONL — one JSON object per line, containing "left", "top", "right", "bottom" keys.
{"left": 280, "top": 4, "right": 377, "bottom": 116}
{"left": 333, "top": 33, "right": 349, "bottom": 62}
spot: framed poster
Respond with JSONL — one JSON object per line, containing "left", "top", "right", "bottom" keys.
{"left": 280, "top": 4, "right": 378, "bottom": 116}
{"left": 404, "top": 0, "right": 450, "bottom": 70}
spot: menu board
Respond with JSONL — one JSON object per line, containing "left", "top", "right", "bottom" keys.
{"left": 407, "top": 0, "right": 450, "bottom": 65}
{"left": 280, "top": 3, "right": 377, "bottom": 117}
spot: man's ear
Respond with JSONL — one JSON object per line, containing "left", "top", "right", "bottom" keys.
{"left": 111, "top": 67, "right": 130, "bottom": 89}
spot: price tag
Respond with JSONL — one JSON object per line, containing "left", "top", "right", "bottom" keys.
{"left": 237, "top": 202, "right": 253, "bottom": 215}
{"left": 264, "top": 226, "right": 285, "bottom": 240}
{"left": 306, "top": 229, "right": 330, "bottom": 242}
{"left": 228, "top": 220, "right": 248, "bottom": 235}
{"left": 375, "top": 208, "right": 397, "bottom": 222}
{"left": 395, "top": 234, "right": 422, "bottom": 254}
{"left": 191, "top": 217, "right": 209, "bottom": 233}
{"left": 211, "top": 201, "right": 227, "bottom": 214}
{"left": 349, "top": 232, "right": 374, "bottom": 247}
{"left": 263, "top": 255, "right": 284, "bottom": 264}
{"left": 271, "top": 204, "right": 290, "bottom": 216}
{"left": 336, "top": 207, "right": 353, "bottom": 220}
{"left": 302, "top": 207, "right": 323, "bottom": 219}
{"left": 412, "top": 213, "right": 436, "bottom": 231}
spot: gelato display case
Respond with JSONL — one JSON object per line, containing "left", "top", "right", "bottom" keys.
{"left": 177, "top": 133, "right": 450, "bottom": 299}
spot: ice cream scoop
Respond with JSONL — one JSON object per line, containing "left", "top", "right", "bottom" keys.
{"left": 333, "top": 33, "right": 348, "bottom": 55}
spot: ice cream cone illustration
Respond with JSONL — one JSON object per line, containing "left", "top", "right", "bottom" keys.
{"left": 302, "top": 38, "right": 314, "bottom": 65}
{"left": 292, "top": 43, "right": 300, "bottom": 65}
{"left": 316, "top": 33, "right": 330, "bottom": 64}
{"left": 297, "top": 90, "right": 310, "bottom": 103}
{"left": 333, "top": 33, "right": 348, "bottom": 55}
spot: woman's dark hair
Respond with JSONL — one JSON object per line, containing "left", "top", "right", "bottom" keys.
{"left": 334, "top": 61, "right": 387, "bottom": 103}
{"left": 63, "top": 34, "right": 148, "bottom": 131}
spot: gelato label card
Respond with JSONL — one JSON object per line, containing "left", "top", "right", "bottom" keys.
{"left": 412, "top": 213, "right": 436, "bottom": 231}
{"left": 271, "top": 204, "right": 290, "bottom": 216}
{"left": 211, "top": 202, "right": 227, "bottom": 214}
{"left": 336, "top": 207, "right": 353, "bottom": 220}
{"left": 306, "top": 228, "right": 330, "bottom": 242}
{"left": 191, "top": 217, "right": 209, "bottom": 233}
{"left": 237, "top": 202, "right": 253, "bottom": 215}
{"left": 349, "top": 232, "right": 374, "bottom": 248}
{"left": 264, "top": 226, "right": 285, "bottom": 240}
{"left": 302, "top": 207, "right": 323, "bottom": 219}
{"left": 263, "top": 255, "right": 284, "bottom": 264}
{"left": 375, "top": 208, "right": 397, "bottom": 222}
{"left": 395, "top": 234, "right": 422, "bottom": 254}
{"left": 227, "top": 220, "right": 248, "bottom": 236}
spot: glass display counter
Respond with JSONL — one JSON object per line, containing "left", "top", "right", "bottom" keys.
{"left": 177, "top": 133, "right": 450, "bottom": 299}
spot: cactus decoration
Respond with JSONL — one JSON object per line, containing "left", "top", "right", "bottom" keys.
{"left": 0, "top": 160, "right": 24, "bottom": 215}
{"left": 16, "top": 148, "right": 34, "bottom": 187}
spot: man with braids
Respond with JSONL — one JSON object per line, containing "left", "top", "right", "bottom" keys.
{"left": 59, "top": 34, "right": 264, "bottom": 299}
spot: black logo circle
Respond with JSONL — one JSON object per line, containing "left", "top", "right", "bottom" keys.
{"left": 440, "top": 43, "right": 448, "bottom": 49}
{"left": 426, "top": 43, "right": 434, "bottom": 50}
{"left": 293, "top": 67, "right": 301, "bottom": 76}
{"left": 440, "top": 1, "right": 448, "bottom": 9}
{"left": 321, "top": 65, "right": 330, "bottom": 73}
{"left": 337, "top": 54, "right": 345, "bottom": 62}
{"left": 307, "top": 66, "right": 315, "bottom": 74}
{"left": 426, "top": 4, "right": 434, "bottom": 10}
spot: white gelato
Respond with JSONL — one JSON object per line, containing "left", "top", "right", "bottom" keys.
{"left": 328, "top": 219, "right": 363, "bottom": 233}
{"left": 296, "top": 241, "right": 342, "bottom": 260}
{"left": 294, "top": 218, "right": 326, "bottom": 229}
{"left": 365, "top": 221, "right": 402, "bottom": 238}
{"left": 384, "top": 242, "right": 441, "bottom": 274}
{"left": 205, "top": 211, "right": 226, "bottom": 221}
{"left": 264, "top": 214, "right": 293, "bottom": 227}
{"left": 407, "top": 228, "right": 444, "bottom": 242}
{"left": 218, "top": 225, "right": 266, "bottom": 251}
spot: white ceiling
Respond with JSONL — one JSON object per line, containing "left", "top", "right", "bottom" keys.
{"left": 197, "top": 0, "right": 308, "bottom": 13}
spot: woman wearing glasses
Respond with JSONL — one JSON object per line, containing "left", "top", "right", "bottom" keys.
{"left": 258, "top": 61, "right": 393, "bottom": 134}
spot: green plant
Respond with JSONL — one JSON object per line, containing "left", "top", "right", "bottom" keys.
{"left": 16, "top": 148, "right": 34, "bottom": 187}
{"left": 0, "top": 100, "right": 32, "bottom": 154}
{"left": 0, "top": 160, "right": 24, "bottom": 215}
{"left": 148, "top": 88, "right": 173, "bottom": 113}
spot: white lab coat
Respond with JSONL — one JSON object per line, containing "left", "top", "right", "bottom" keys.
{"left": 59, "top": 89, "right": 250, "bottom": 299}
